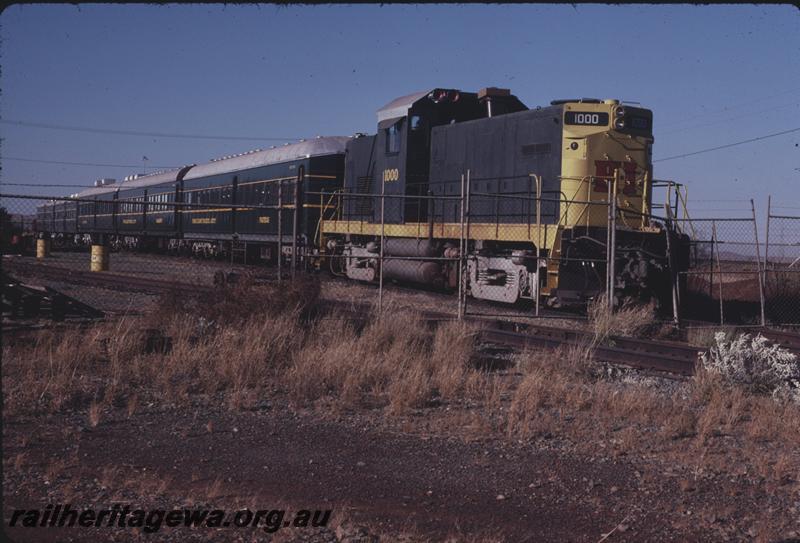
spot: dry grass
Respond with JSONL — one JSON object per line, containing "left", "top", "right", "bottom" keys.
{"left": 3, "top": 282, "right": 479, "bottom": 417}
{"left": 507, "top": 346, "right": 671, "bottom": 440}
{"left": 289, "top": 312, "right": 479, "bottom": 412}
{"left": 587, "top": 294, "right": 657, "bottom": 341}
{"left": 510, "top": 343, "right": 799, "bottom": 485}
{"left": 87, "top": 401, "right": 102, "bottom": 427}
{"left": 3, "top": 285, "right": 308, "bottom": 415}
{"left": 4, "top": 280, "right": 798, "bottom": 488}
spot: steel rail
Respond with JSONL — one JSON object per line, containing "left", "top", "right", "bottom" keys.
{"left": 315, "top": 300, "right": 698, "bottom": 376}
{"left": 2, "top": 260, "right": 216, "bottom": 296}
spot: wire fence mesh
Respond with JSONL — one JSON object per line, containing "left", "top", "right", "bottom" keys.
{"left": 765, "top": 204, "right": 800, "bottom": 325}
{"left": 4, "top": 186, "right": 798, "bottom": 331}
{"left": 673, "top": 213, "right": 766, "bottom": 327}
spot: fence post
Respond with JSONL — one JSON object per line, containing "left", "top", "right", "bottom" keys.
{"left": 663, "top": 203, "right": 680, "bottom": 326}
{"left": 378, "top": 173, "right": 385, "bottom": 315}
{"left": 292, "top": 168, "right": 301, "bottom": 279}
{"left": 764, "top": 195, "right": 772, "bottom": 271}
{"left": 277, "top": 182, "right": 282, "bottom": 281}
{"left": 751, "top": 199, "right": 766, "bottom": 327}
{"left": 712, "top": 220, "right": 724, "bottom": 325}
{"left": 465, "top": 169, "right": 471, "bottom": 317}
{"left": 458, "top": 173, "right": 465, "bottom": 320}
{"left": 610, "top": 173, "right": 617, "bottom": 310}
{"left": 606, "top": 176, "right": 613, "bottom": 307}
{"left": 606, "top": 170, "right": 618, "bottom": 311}
{"left": 535, "top": 175, "right": 542, "bottom": 318}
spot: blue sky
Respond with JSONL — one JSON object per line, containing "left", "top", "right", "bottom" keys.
{"left": 1, "top": 4, "right": 798, "bottom": 220}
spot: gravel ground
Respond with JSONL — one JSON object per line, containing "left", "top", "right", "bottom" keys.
{"left": 4, "top": 381, "right": 799, "bottom": 543}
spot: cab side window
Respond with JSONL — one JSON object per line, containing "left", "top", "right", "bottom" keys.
{"left": 385, "top": 120, "right": 403, "bottom": 154}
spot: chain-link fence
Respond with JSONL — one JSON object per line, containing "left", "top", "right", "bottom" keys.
{"left": 1, "top": 193, "right": 302, "bottom": 317}
{"left": 3, "top": 174, "right": 622, "bottom": 328}
{"left": 674, "top": 209, "right": 766, "bottom": 327}
{"left": 765, "top": 200, "right": 800, "bottom": 325}
{"left": 14, "top": 184, "right": 797, "bottom": 331}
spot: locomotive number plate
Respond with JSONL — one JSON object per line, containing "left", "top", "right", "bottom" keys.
{"left": 564, "top": 111, "right": 609, "bottom": 126}
{"left": 382, "top": 168, "right": 400, "bottom": 183}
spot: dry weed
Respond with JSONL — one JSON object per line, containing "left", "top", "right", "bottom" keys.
{"left": 205, "top": 477, "right": 224, "bottom": 500}
{"left": 289, "top": 311, "right": 477, "bottom": 413}
{"left": 430, "top": 321, "right": 477, "bottom": 400}
{"left": 12, "top": 453, "right": 26, "bottom": 471}
{"left": 126, "top": 393, "right": 138, "bottom": 418}
{"left": 87, "top": 401, "right": 102, "bottom": 428}
{"left": 588, "top": 294, "right": 656, "bottom": 341}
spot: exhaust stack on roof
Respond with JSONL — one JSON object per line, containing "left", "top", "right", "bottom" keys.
{"left": 478, "top": 87, "right": 512, "bottom": 118}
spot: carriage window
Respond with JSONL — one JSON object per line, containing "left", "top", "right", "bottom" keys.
{"left": 410, "top": 115, "right": 423, "bottom": 131}
{"left": 385, "top": 120, "right": 402, "bottom": 154}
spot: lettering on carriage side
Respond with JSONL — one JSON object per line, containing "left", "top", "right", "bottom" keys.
{"left": 192, "top": 218, "right": 217, "bottom": 225}
{"left": 122, "top": 219, "right": 137, "bottom": 225}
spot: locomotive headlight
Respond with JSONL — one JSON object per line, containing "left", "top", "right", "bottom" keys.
{"left": 615, "top": 107, "right": 626, "bottom": 117}
{"left": 614, "top": 118, "right": 626, "bottom": 129}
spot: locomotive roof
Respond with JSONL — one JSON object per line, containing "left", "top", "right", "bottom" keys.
{"left": 376, "top": 90, "right": 430, "bottom": 123}
{"left": 184, "top": 136, "right": 350, "bottom": 180}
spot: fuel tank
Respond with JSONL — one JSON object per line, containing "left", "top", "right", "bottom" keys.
{"left": 383, "top": 238, "right": 441, "bottom": 257}
{"left": 382, "top": 259, "right": 443, "bottom": 286}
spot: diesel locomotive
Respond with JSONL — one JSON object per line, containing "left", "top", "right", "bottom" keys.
{"left": 321, "top": 87, "right": 687, "bottom": 307}
{"left": 35, "top": 86, "right": 688, "bottom": 307}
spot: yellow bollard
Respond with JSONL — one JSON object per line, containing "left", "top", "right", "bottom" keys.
{"left": 36, "top": 239, "right": 50, "bottom": 259}
{"left": 90, "top": 245, "right": 109, "bottom": 271}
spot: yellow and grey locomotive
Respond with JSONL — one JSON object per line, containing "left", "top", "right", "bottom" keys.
{"left": 320, "top": 87, "right": 687, "bottom": 307}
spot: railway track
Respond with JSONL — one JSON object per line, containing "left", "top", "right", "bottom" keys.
{"left": 3, "top": 260, "right": 217, "bottom": 296}
{"left": 8, "top": 257, "right": 800, "bottom": 378}
{"left": 481, "top": 322, "right": 699, "bottom": 376}
{"left": 751, "top": 328, "right": 800, "bottom": 352}
{"left": 316, "top": 300, "right": 699, "bottom": 376}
